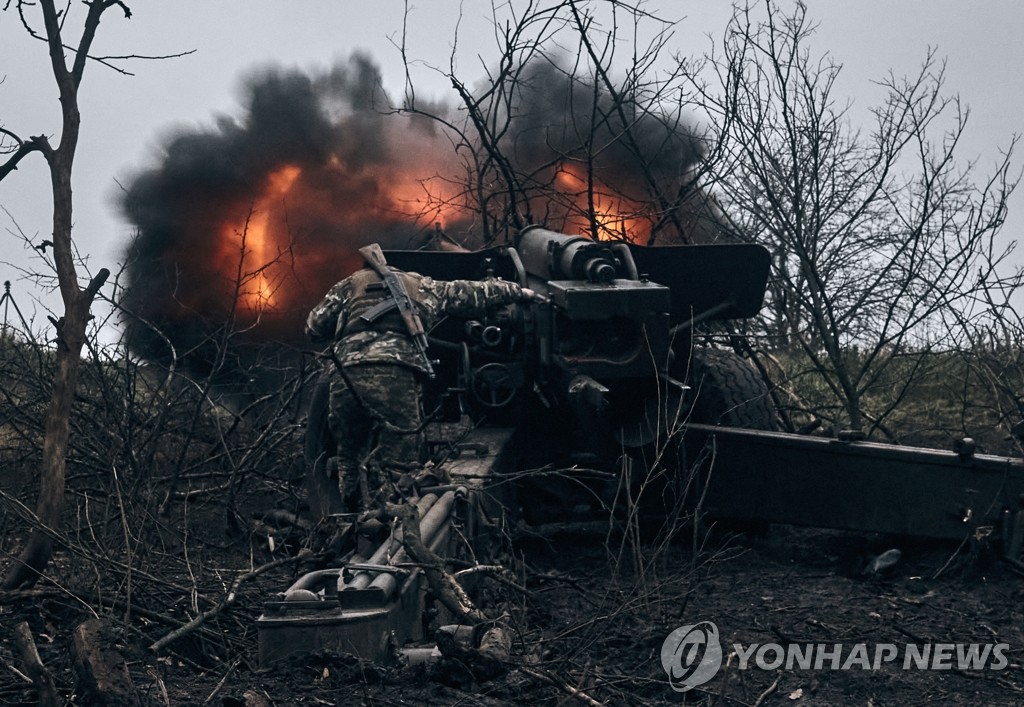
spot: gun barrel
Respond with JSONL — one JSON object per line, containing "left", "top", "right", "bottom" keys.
{"left": 516, "top": 226, "right": 630, "bottom": 282}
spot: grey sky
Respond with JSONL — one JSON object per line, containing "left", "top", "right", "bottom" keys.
{"left": 1, "top": 1, "right": 1021, "bottom": 326}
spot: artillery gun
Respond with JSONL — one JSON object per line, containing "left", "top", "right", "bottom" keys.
{"left": 258, "top": 226, "right": 1024, "bottom": 665}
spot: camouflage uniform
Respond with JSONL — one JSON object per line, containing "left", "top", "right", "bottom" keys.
{"left": 307, "top": 266, "right": 528, "bottom": 511}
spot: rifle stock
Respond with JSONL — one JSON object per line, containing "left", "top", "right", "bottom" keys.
{"left": 358, "top": 243, "right": 435, "bottom": 377}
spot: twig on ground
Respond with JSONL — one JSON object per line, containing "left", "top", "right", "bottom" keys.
{"left": 454, "top": 563, "right": 529, "bottom": 594}
{"left": 149, "top": 550, "right": 311, "bottom": 653}
{"left": 202, "top": 657, "right": 242, "bottom": 705}
{"left": 5, "top": 661, "right": 33, "bottom": 684}
{"left": 13, "top": 621, "right": 60, "bottom": 707}
{"left": 521, "top": 665, "right": 604, "bottom": 707}
{"left": 751, "top": 674, "right": 781, "bottom": 707}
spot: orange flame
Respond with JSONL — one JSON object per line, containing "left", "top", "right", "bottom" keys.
{"left": 213, "top": 159, "right": 467, "bottom": 322}
{"left": 239, "top": 165, "right": 300, "bottom": 312}
{"left": 554, "top": 164, "right": 647, "bottom": 243}
{"left": 210, "top": 158, "right": 652, "bottom": 326}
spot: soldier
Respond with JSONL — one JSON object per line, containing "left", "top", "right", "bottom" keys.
{"left": 306, "top": 244, "right": 534, "bottom": 513}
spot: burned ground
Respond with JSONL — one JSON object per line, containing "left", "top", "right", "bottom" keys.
{"left": 2, "top": 498, "right": 1024, "bottom": 705}
{"left": 1, "top": 340, "right": 1022, "bottom": 705}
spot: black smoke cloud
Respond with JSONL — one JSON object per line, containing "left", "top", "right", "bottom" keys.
{"left": 500, "top": 60, "right": 706, "bottom": 201}
{"left": 118, "top": 53, "right": 717, "bottom": 371}
{"left": 120, "top": 54, "right": 461, "bottom": 367}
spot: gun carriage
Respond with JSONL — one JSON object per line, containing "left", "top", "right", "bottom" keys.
{"left": 258, "top": 227, "right": 1024, "bottom": 665}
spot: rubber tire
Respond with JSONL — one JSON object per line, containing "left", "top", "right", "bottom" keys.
{"left": 689, "top": 347, "right": 776, "bottom": 430}
{"left": 686, "top": 347, "right": 775, "bottom": 535}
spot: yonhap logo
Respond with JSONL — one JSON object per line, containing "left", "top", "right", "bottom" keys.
{"left": 660, "top": 621, "right": 723, "bottom": 692}
{"left": 661, "top": 619, "right": 1010, "bottom": 694}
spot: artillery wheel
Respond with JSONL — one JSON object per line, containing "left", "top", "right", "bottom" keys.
{"left": 686, "top": 346, "right": 776, "bottom": 534}
{"left": 624, "top": 346, "right": 776, "bottom": 531}
{"left": 688, "top": 347, "right": 776, "bottom": 430}
{"left": 304, "top": 372, "right": 343, "bottom": 518}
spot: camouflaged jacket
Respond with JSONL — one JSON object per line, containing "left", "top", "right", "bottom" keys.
{"left": 306, "top": 267, "right": 525, "bottom": 373}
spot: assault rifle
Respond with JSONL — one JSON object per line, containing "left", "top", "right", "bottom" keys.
{"left": 357, "top": 242, "right": 435, "bottom": 378}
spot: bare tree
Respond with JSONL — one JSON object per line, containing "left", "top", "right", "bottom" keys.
{"left": 940, "top": 276, "right": 1024, "bottom": 452}
{"left": 679, "top": 1, "right": 1020, "bottom": 434}
{"left": 396, "top": 0, "right": 725, "bottom": 247}
{"left": 0, "top": 1, "right": 123, "bottom": 588}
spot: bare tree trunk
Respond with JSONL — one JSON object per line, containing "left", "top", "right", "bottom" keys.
{"left": 1, "top": 0, "right": 116, "bottom": 589}
{"left": 4, "top": 272, "right": 106, "bottom": 588}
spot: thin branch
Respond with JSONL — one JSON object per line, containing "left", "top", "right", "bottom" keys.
{"left": 148, "top": 550, "right": 312, "bottom": 654}
{"left": 0, "top": 133, "right": 51, "bottom": 181}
